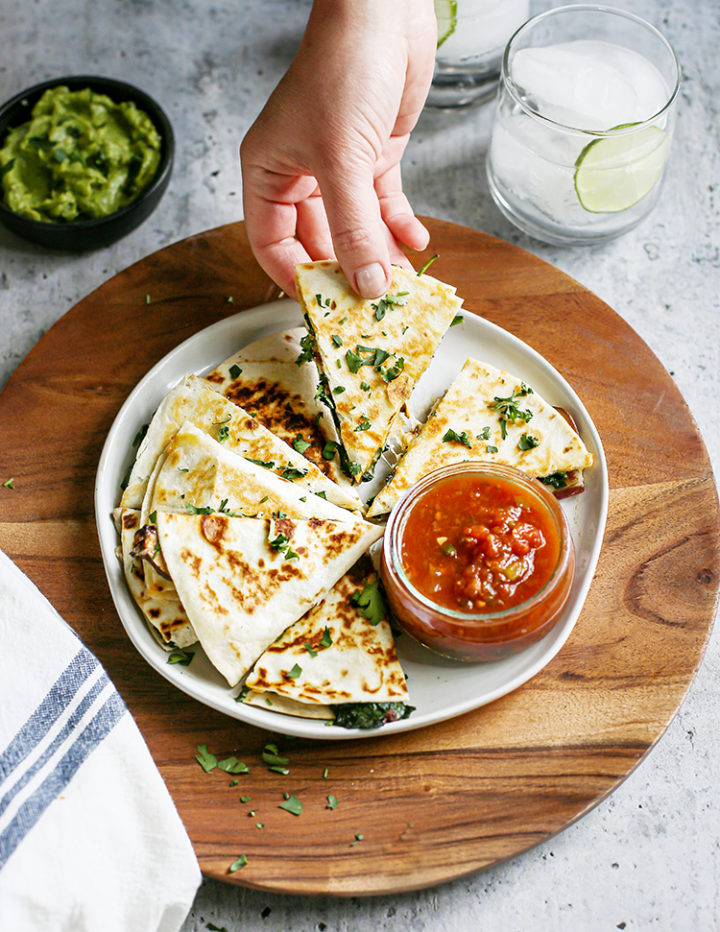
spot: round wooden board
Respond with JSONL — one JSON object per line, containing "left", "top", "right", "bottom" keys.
{"left": 1, "top": 219, "right": 718, "bottom": 896}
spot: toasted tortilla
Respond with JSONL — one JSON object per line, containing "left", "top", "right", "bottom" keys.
{"left": 118, "top": 508, "right": 196, "bottom": 648}
{"left": 241, "top": 689, "right": 334, "bottom": 720}
{"left": 121, "top": 373, "right": 360, "bottom": 512}
{"left": 244, "top": 565, "right": 408, "bottom": 713}
{"left": 368, "top": 358, "right": 594, "bottom": 517}
{"left": 294, "top": 260, "right": 463, "bottom": 483}
{"left": 149, "top": 422, "right": 365, "bottom": 523}
{"left": 204, "top": 327, "right": 359, "bottom": 499}
{"left": 156, "top": 511, "right": 383, "bottom": 686}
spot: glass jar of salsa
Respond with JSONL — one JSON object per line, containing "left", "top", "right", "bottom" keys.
{"left": 380, "top": 462, "right": 575, "bottom": 661}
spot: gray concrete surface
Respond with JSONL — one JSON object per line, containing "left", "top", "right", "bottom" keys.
{"left": 1, "top": 1, "right": 718, "bottom": 929}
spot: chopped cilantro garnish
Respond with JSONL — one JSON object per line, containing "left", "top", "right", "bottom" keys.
{"left": 360, "top": 381, "right": 371, "bottom": 392}
{"left": 281, "top": 463, "right": 308, "bottom": 480}
{"left": 326, "top": 795, "right": 338, "bottom": 810}
{"left": 331, "top": 334, "right": 343, "bottom": 348}
{"left": 229, "top": 363, "right": 242, "bottom": 379}
{"left": 217, "top": 756, "right": 250, "bottom": 774}
{"left": 355, "top": 415, "right": 371, "bottom": 432}
{"left": 518, "top": 433, "right": 539, "bottom": 450}
{"left": 381, "top": 357, "right": 405, "bottom": 382}
{"left": 350, "top": 578, "right": 386, "bottom": 625}
{"left": 263, "top": 743, "right": 289, "bottom": 774}
{"left": 168, "top": 649, "right": 194, "bottom": 666}
{"left": 228, "top": 855, "right": 248, "bottom": 872}
{"left": 286, "top": 663, "right": 302, "bottom": 680}
{"left": 246, "top": 457, "right": 275, "bottom": 469}
{"left": 442, "top": 428, "right": 472, "bottom": 448}
{"left": 195, "top": 744, "right": 217, "bottom": 772}
{"left": 216, "top": 424, "right": 230, "bottom": 442}
{"left": 417, "top": 253, "right": 439, "bottom": 276}
{"left": 2, "top": 478, "right": 14, "bottom": 490}
{"left": 333, "top": 385, "right": 346, "bottom": 394}
{"left": 322, "top": 440, "right": 338, "bottom": 460}
{"left": 490, "top": 384, "right": 534, "bottom": 437}
{"left": 292, "top": 434, "right": 311, "bottom": 454}
{"left": 278, "top": 793, "right": 303, "bottom": 816}
{"left": 320, "top": 626, "right": 333, "bottom": 648}
{"left": 476, "top": 427, "right": 491, "bottom": 441}
{"left": 487, "top": 445, "right": 498, "bottom": 454}
{"left": 185, "top": 502, "right": 214, "bottom": 515}
{"left": 304, "top": 643, "right": 318, "bottom": 657}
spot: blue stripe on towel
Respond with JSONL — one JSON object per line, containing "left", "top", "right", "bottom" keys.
{"left": 0, "top": 669, "right": 111, "bottom": 820}
{"left": 0, "top": 646, "right": 99, "bottom": 784}
{"left": 0, "top": 691, "right": 126, "bottom": 871}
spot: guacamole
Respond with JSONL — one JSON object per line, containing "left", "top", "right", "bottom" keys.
{"left": 0, "top": 85, "right": 162, "bottom": 222}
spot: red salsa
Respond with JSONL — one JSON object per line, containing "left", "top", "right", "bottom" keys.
{"left": 399, "top": 472, "right": 560, "bottom": 614}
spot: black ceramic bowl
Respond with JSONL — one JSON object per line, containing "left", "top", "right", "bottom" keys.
{"left": 0, "top": 75, "right": 174, "bottom": 249}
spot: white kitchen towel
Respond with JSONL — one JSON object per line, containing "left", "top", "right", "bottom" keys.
{"left": 0, "top": 549, "right": 201, "bottom": 932}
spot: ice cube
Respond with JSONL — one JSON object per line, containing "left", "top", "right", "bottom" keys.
{"left": 511, "top": 40, "right": 669, "bottom": 130}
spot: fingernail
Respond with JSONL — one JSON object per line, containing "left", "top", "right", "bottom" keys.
{"left": 354, "top": 263, "right": 388, "bottom": 299}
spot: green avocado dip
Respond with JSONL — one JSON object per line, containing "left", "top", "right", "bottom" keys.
{"left": 0, "top": 85, "right": 162, "bottom": 222}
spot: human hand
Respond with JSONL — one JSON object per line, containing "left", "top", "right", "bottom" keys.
{"left": 240, "top": 0, "right": 437, "bottom": 299}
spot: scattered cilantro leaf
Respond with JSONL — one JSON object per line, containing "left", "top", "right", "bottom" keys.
{"left": 326, "top": 795, "right": 338, "bottom": 810}
{"left": 278, "top": 793, "right": 303, "bottom": 816}
{"left": 417, "top": 253, "right": 439, "bottom": 276}
{"left": 195, "top": 744, "right": 217, "bottom": 772}
{"left": 229, "top": 363, "right": 242, "bottom": 379}
{"left": 228, "top": 854, "right": 247, "bottom": 872}
{"left": 292, "top": 434, "right": 311, "bottom": 454}
{"left": 168, "top": 649, "right": 194, "bottom": 666}
{"left": 217, "top": 756, "right": 250, "bottom": 774}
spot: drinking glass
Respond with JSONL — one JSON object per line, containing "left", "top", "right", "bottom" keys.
{"left": 486, "top": 4, "right": 680, "bottom": 245}
{"left": 426, "top": 0, "right": 530, "bottom": 109}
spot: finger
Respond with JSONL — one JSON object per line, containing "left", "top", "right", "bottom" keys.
{"left": 376, "top": 162, "right": 430, "bottom": 252}
{"left": 316, "top": 155, "right": 392, "bottom": 299}
{"left": 295, "top": 187, "right": 336, "bottom": 261}
{"left": 242, "top": 192, "right": 310, "bottom": 299}
{"left": 241, "top": 156, "right": 315, "bottom": 297}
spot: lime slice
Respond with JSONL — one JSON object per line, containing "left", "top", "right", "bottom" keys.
{"left": 434, "top": 0, "right": 458, "bottom": 49}
{"left": 574, "top": 125, "right": 669, "bottom": 213}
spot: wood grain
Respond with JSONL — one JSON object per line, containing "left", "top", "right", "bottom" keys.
{"left": 0, "top": 219, "right": 717, "bottom": 896}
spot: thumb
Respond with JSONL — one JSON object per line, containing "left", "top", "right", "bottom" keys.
{"left": 316, "top": 160, "right": 392, "bottom": 299}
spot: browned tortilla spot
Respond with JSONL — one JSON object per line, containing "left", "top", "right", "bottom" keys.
{"left": 200, "top": 514, "right": 228, "bottom": 546}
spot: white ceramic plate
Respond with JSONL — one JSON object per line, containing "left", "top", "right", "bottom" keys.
{"left": 95, "top": 300, "right": 608, "bottom": 740}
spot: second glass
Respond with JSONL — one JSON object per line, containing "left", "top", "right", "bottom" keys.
{"left": 426, "top": 0, "right": 530, "bottom": 109}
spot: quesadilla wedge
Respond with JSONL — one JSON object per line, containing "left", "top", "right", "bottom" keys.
{"left": 121, "top": 373, "right": 360, "bottom": 512}
{"left": 156, "top": 511, "right": 383, "bottom": 686}
{"left": 294, "top": 260, "right": 464, "bottom": 484}
{"left": 204, "top": 327, "right": 358, "bottom": 501}
{"left": 118, "top": 508, "right": 196, "bottom": 648}
{"left": 149, "top": 422, "right": 364, "bottom": 523}
{"left": 368, "top": 358, "right": 594, "bottom": 517}
{"left": 242, "top": 564, "right": 409, "bottom": 721}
